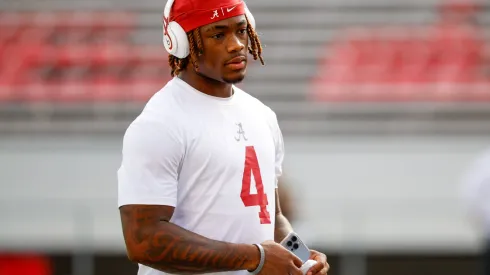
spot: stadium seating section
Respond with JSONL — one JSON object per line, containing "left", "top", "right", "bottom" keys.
{"left": 311, "top": 24, "right": 490, "bottom": 102}
{"left": 1, "top": 11, "right": 489, "bottom": 104}
{"left": 0, "top": 11, "right": 171, "bottom": 103}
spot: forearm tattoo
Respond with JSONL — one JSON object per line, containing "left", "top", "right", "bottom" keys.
{"left": 120, "top": 205, "right": 258, "bottom": 274}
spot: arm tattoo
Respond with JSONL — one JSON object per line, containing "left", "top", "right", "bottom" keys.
{"left": 120, "top": 205, "right": 259, "bottom": 274}
{"left": 274, "top": 189, "right": 294, "bottom": 243}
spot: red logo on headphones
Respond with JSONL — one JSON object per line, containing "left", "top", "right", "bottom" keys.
{"left": 163, "top": 16, "right": 173, "bottom": 50}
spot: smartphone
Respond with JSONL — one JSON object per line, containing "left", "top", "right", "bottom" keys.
{"left": 279, "top": 232, "right": 311, "bottom": 263}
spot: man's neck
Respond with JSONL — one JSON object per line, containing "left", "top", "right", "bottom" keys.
{"left": 179, "top": 71, "right": 233, "bottom": 99}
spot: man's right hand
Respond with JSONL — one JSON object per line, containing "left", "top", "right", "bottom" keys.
{"left": 258, "top": 240, "right": 303, "bottom": 275}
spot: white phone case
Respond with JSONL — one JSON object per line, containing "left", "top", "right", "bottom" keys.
{"left": 279, "top": 232, "right": 311, "bottom": 263}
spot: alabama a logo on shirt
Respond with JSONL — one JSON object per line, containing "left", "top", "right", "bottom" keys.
{"left": 235, "top": 123, "right": 248, "bottom": 142}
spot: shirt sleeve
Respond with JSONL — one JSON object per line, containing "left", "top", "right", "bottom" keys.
{"left": 117, "top": 117, "right": 184, "bottom": 207}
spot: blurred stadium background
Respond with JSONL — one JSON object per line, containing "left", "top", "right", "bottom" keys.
{"left": 1, "top": 0, "right": 489, "bottom": 274}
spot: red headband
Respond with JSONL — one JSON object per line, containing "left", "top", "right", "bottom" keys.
{"left": 169, "top": 0, "right": 246, "bottom": 32}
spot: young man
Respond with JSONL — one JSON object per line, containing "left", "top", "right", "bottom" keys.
{"left": 117, "top": 0, "right": 329, "bottom": 274}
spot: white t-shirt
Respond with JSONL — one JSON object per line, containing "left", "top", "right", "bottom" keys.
{"left": 117, "top": 77, "right": 285, "bottom": 275}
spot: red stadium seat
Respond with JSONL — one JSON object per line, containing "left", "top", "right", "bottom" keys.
{"left": 0, "top": 254, "right": 52, "bottom": 275}
{"left": 52, "top": 81, "right": 95, "bottom": 102}
{"left": 0, "top": 85, "right": 16, "bottom": 102}
{"left": 127, "top": 79, "right": 165, "bottom": 102}
{"left": 93, "top": 83, "right": 128, "bottom": 102}
{"left": 21, "top": 84, "right": 57, "bottom": 102}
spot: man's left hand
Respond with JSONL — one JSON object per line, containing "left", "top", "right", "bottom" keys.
{"left": 306, "top": 250, "right": 329, "bottom": 275}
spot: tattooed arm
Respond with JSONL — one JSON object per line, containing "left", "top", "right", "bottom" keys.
{"left": 274, "top": 189, "right": 294, "bottom": 243}
{"left": 120, "top": 205, "right": 260, "bottom": 274}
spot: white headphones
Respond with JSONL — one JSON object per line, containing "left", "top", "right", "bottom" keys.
{"left": 163, "top": 0, "right": 256, "bottom": 59}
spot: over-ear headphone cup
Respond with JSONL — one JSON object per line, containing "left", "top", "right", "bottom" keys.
{"left": 163, "top": 26, "right": 175, "bottom": 54}
{"left": 164, "top": 21, "right": 190, "bottom": 59}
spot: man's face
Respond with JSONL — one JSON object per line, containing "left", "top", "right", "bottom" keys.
{"left": 196, "top": 15, "right": 249, "bottom": 84}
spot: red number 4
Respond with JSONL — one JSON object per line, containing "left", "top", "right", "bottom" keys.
{"left": 241, "top": 146, "right": 271, "bottom": 224}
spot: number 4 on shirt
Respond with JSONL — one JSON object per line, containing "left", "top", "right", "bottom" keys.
{"left": 241, "top": 146, "right": 271, "bottom": 224}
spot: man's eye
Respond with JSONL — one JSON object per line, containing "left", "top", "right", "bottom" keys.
{"left": 212, "top": 33, "right": 224, "bottom": 39}
{"left": 238, "top": 29, "right": 247, "bottom": 34}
